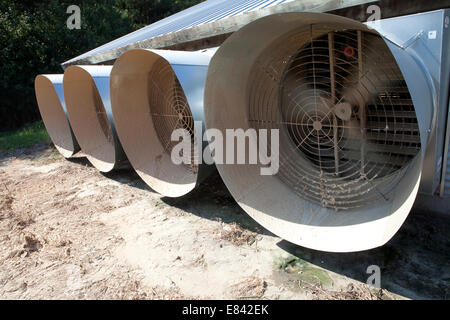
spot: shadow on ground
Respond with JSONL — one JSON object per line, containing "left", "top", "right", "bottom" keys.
{"left": 101, "top": 166, "right": 153, "bottom": 193}
{"left": 161, "top": 169, "right": 274, "bottom": 236}
{"left": 159, "top": 169, "right": 450, "bottom": 299}
{"left": 0, "top": 142, "right": 55, "bottom": 164}
{"left": 277, "top": 208, "right": 450, "bottom": 299}
{"left": 65, "top": 151, "right": 450, "bottom": 299}
{"left": 160, "top": 170, "right": 450, "bottom": 300}
{"left": 3, "top": 144, "right": 448, "bottom": 299}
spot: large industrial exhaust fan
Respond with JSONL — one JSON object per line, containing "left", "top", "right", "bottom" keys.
{"left": 110, "top": 49, "right": 215, "bottom": 197}
{"left": 204, "top": 12, "right": 445, "bottom": 252}
{"left": 276, "top": 28, "right": 421, "bottom": 210}
{"left": 63, "top": 66, "right": 128, "bottom": 172}
{"left": 34, "top": 74, "right": 80, "bottom": 158}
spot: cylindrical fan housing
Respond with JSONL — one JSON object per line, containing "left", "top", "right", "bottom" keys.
{"left": 64, "top": 65, "right": 127, "bottom": 172}
{"left": 110, "top": 49, "right": 216, "bottom": 197}
{"left": 204, "top": 12, "right": 435, "bottom": 252}
{"left": 34, "top": 74, "right": 80, "bottom": 158}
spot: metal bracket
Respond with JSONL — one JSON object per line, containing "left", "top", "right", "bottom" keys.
{"left": 383, "top": 30, "right": 424, "bottom": 50}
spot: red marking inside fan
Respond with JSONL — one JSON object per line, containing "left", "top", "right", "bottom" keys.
{"left": 344, "top": 46, "right": 355, "bottom": 58}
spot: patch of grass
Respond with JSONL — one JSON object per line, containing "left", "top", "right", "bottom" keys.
{"left": 297, "top": 266, "right": 333, "bottom": 287}
{"left": 31, "top": 147, "right": 63, "bottom": 164}
{"left": 275, "top": 254, "right": 333, "bottom": 287}
{"left": 0, "top": 121, "right": 50, "bottom": 152}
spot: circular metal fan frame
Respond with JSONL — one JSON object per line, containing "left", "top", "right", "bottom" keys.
{"left": 248, "top": 29, "right": 421, "bottom": 210}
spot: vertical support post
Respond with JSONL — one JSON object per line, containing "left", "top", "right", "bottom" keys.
{"left": 358, "top": 30, "right": 366, "bottom": 175}
{"left": 328, "top": 32, "right": 340, "bottom": 176}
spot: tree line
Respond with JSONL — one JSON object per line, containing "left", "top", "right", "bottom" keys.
{"left": 0, "top": 0, "right": 202, "bottom": 131}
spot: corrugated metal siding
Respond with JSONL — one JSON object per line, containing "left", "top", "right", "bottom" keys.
{"left": 64, "top": 0, "right": 293, "bottom": 64}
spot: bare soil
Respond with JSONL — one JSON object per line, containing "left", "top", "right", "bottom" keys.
{"left": 0, "top": 143, "right": 448, "bottom": 299}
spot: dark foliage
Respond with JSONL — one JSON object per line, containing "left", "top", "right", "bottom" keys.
{"left": 0, "top": 0, "right": 202, "bottom": 131}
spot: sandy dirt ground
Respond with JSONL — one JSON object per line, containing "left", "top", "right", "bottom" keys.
{"left": 0, "top": 143, "right": 449, "bottom": 300}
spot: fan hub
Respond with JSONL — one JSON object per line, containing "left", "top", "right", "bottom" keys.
{"left": 312, "top": 120, "right": 322, "bottom": 131}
